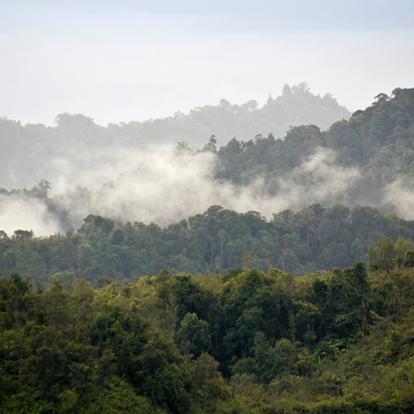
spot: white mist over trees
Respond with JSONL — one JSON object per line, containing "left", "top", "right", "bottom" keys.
{"left": 1, "top": 86, "right": 414, "bottom": 237}
{"left": 0, "top": 84, "right": 350, "bottom": 235}
{"left": 0, "top": 83, "right": 348, "bottom": 189}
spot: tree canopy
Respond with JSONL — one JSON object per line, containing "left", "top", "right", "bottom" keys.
{"left": 2, "top": 263, "right": 414, "bottom": 413}
{"left": 1, "top": 205, "right": 414, "bottom": 283}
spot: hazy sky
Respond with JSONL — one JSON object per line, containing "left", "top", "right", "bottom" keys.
{"left": 1, "top": 0, "right": 414, "bottom": 125}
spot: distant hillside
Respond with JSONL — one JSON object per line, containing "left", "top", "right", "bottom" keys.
{"left": 1, "top": 204, "right": 414, "bottom": 282}
{"left": 215, "top": 87, "right": 414, "bottom": 217}
{"left": 1, "top": 87, "right": 414, "bottom": 239}
{"left": 0, "top": 83, "right": 349, "bottom": 189}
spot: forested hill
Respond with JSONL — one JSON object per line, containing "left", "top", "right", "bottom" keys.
{"left": 1, "top": 87, "right": 413, "bottom": 238}
{"left": 2, "top": 264, "right": 414, "bottom": 413}
{"left": 0, "top": 83, "right": 349, "bottom": 189}
{"left": 1, "top": 204, "right": 414, "bottom": 284}
{"left": 215, "top": 87, "right": 414, "bottom": 213}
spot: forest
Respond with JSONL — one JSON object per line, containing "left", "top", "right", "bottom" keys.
{"left": 2, "top": 1, "right": 414, "bottom": 412}
{"left": 0, "top": 205, "right": 414, "bottom": 284}
{"left": 2, "top": 89, "right": 414, "bottom": 413}
{"left": 1, "top": 204, "right": 414, "bottom": 284}
{"left": 0, "top": 83, "right": 349, "bottom": 189}
{"left": 1, "top": 87, "right": 414, "bottom": 237}
{"left": 214, "top": 88, "right": 414, "bottom": 209}
{"left": 2, "top": 261, "right": 414, "bottom": 413}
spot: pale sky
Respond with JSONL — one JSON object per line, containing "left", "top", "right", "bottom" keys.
{"left": 1, "top": 0, "right": 414, "bottom": 125}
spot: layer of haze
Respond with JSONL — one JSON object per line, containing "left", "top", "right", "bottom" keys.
{"left": 0, "top": 140, "right": 412, "bottom": 237}
{"left": 0, "top": 145, "right": 360, "bottom": 236}
{"left": 1, "top": 1, "right": 414, "bottom": 236}
{"left": 1, "top": 1, "right": 414, "bottom": 124}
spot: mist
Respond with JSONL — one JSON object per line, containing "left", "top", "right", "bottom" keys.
{"left": 0, "top": 144, "right": 361, "bottom": 236}
{"left": 2, "top": 87, "right": 414, "bottom": 237}
{"left": 384, "top": 180, "right": 414, "bottom": 221}
{"left": 0, "top": 0, "right": 413, "bottom": 238}
{"left": 0, "top": 193, "right": 60, "bottom": 236}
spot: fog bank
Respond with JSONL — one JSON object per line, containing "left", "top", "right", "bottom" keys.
{"left": 0, "top": 146, "right": 361, "bottom": 236}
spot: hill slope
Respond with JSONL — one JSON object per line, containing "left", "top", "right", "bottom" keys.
{"left": 0, "top": 83, "right": 349, "bottom": 189}
{"left": 1, "top": 265, "right": 414, "bottom": 413}
{"left": 216, "top": 87, "right": 414, "bottom": 216}
{"left": 1, "top": 204, "right": 414, "bottom": 282}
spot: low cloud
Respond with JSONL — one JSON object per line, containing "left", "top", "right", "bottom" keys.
{"left": 0, "top": 193, "right": 60, "bottom": 236}
{"left": 0, "top": 146, "right": 360, "bottom": 236}
{"left": 384, "top": 180, "right": 414, "bottom": 220}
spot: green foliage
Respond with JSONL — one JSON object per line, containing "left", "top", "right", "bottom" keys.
{"left": 369, "top": 237, "right": 414, "bottom": 272}
{"left": 1, "top": 263, "right": 414, "bottom": 413}
{"left": 176, "top": 313, "right": 212, "bottom": 357}
{"left": 316, "top": 263, "right": 370, "bottom": 338}
{"left": 93, "top": 377, "right": 158, "bottom": 414}
{"left": 215, "top": 88, "right": 414, "bottom": 196}
{"left": 4, "top": 84, "right": 414, "bottom": 414}
{"left": 2, "top": 205, "right": 414, "bottom": 284}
